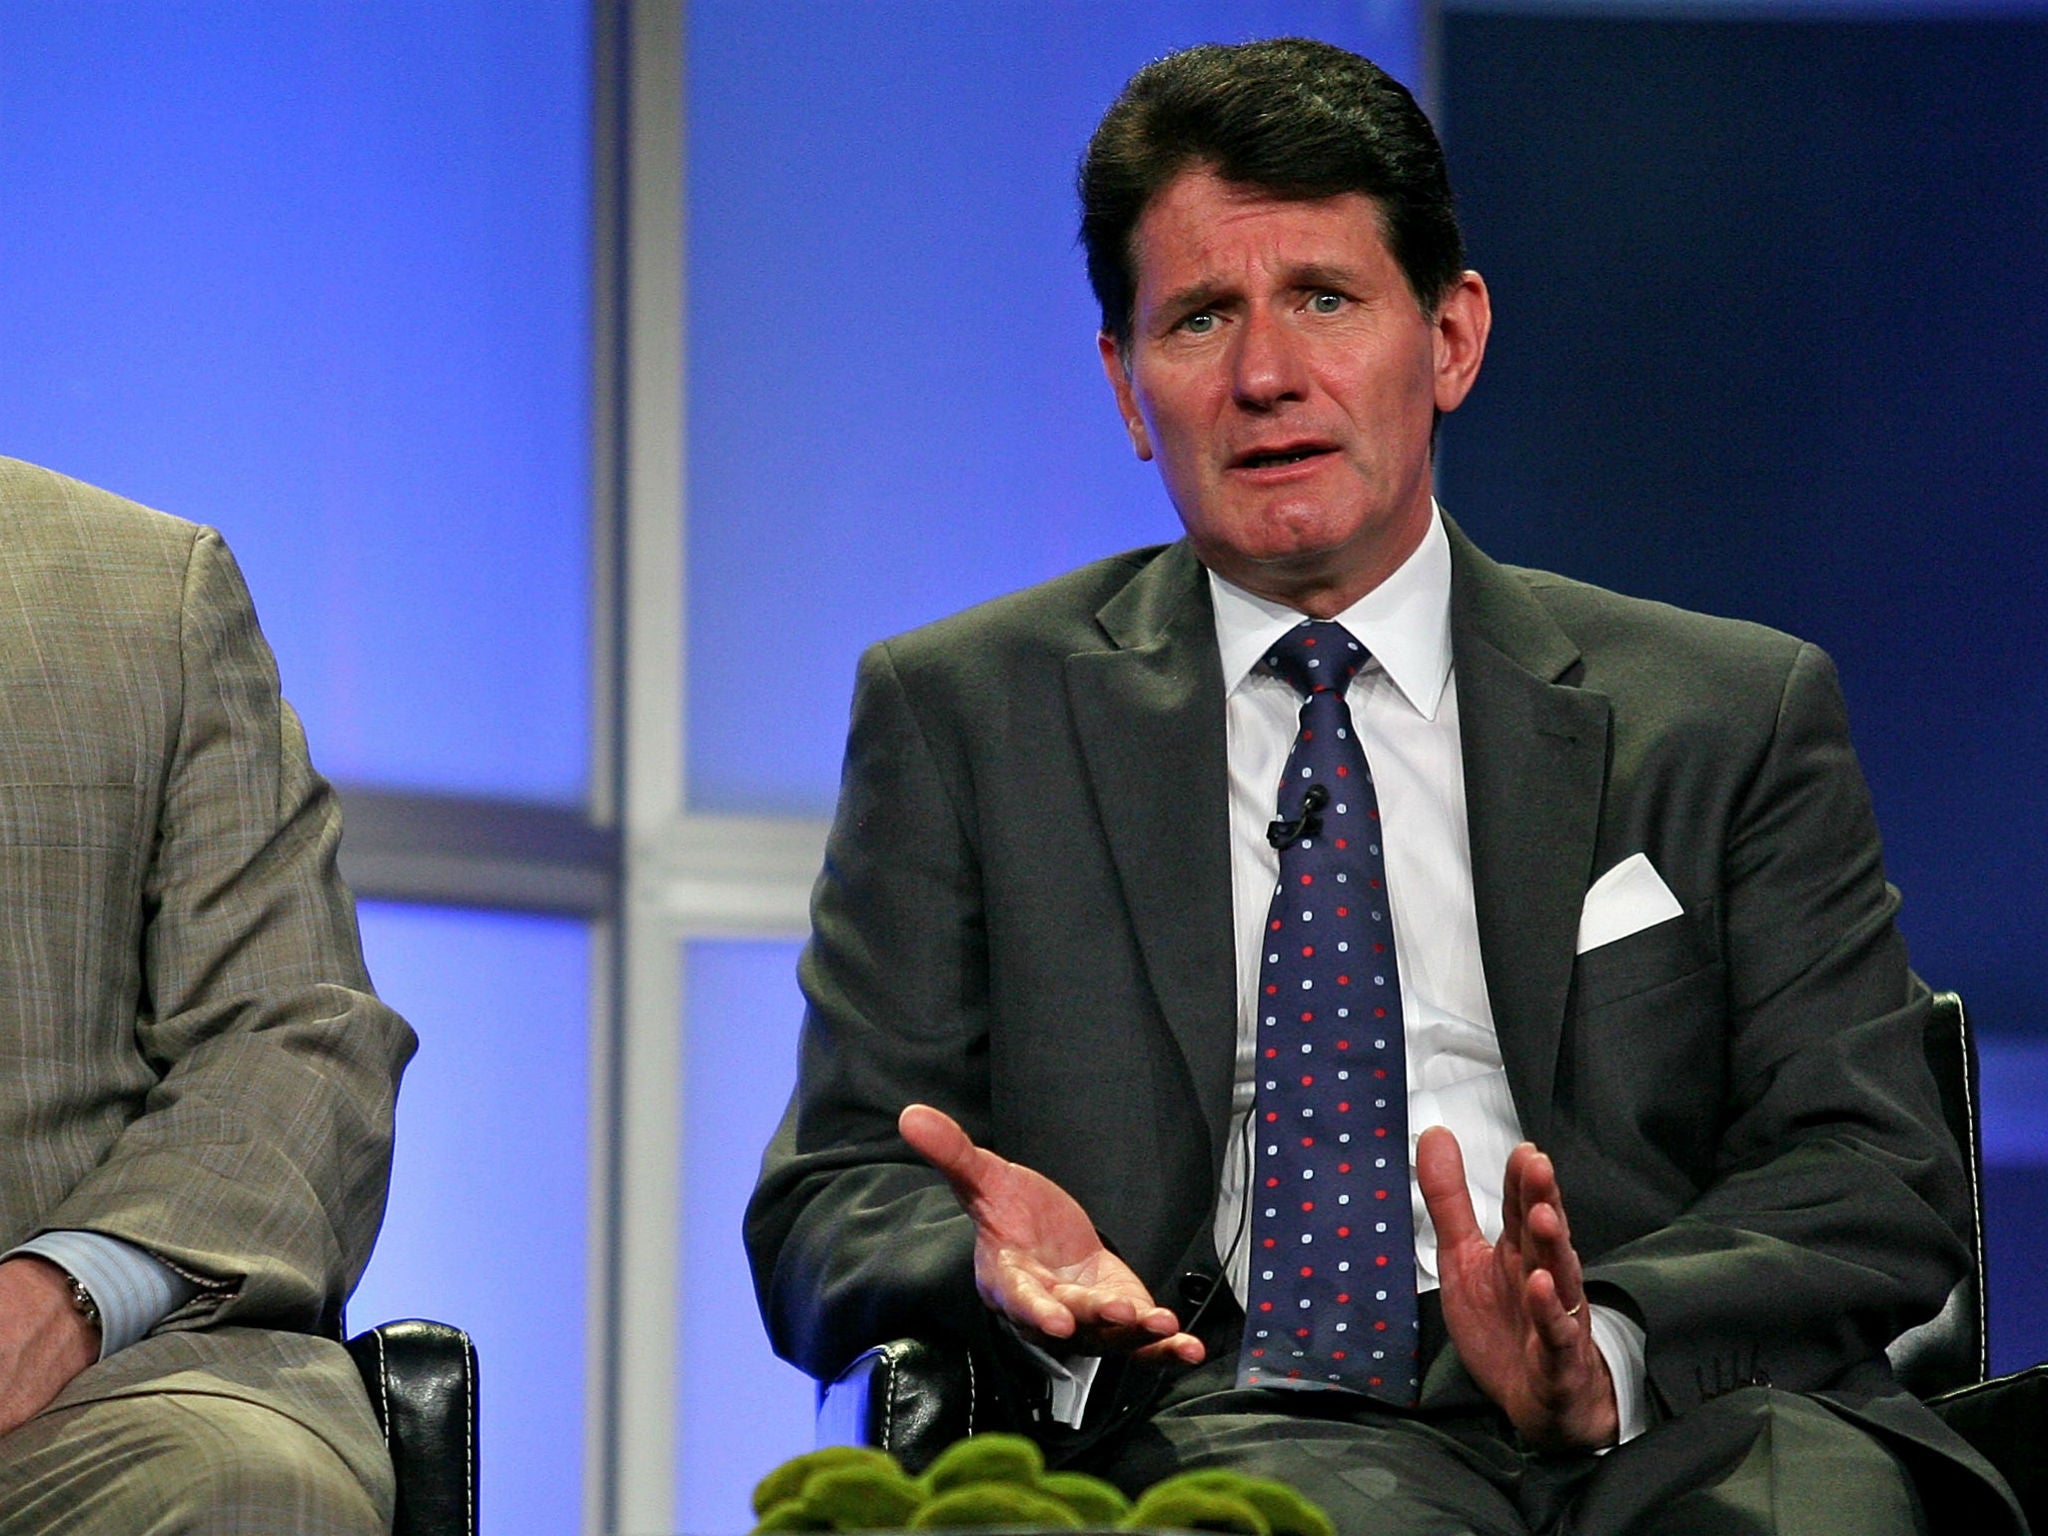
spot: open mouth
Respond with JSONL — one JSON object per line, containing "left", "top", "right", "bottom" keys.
{"left": 1234, "top": 445, "right": 1331, "bottom": 470}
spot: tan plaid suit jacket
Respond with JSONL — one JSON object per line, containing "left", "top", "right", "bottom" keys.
{"left": 0, "top": 455, "right": 414, "bottom": 1505}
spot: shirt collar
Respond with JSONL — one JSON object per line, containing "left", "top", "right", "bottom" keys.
{"left": 1208, "top": 504, "right": 1454, "bottom": 721}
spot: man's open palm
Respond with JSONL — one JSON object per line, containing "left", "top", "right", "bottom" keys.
{"left": 899, "top": 1104, "right": 1204, "bottom": 1363}
{"left": 1417, "top": 1126, "right": 1618, "bottom": 1451}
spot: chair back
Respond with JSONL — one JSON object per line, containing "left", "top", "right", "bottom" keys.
{"left": 1886, "top": 990, "right": 1989, "bottom": 1397}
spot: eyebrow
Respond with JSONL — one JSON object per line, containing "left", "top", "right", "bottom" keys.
{"left": 1151, "top": 261, "right": 1370, "bottom": 321}
{"left": 1153, "top": 279, "right": 1232, "bottom": 319}
{"left": 1288, "top": 261, "right": 1364, "bottom": 292}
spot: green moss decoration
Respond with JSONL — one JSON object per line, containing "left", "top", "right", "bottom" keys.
{"left": 1124, "top": 1483, "right": 1270, "bottom": 1535}
{"left": 753, "top": 1498, "right": 831, "bottom": 1533}
{"left": 1165, "top": 1472, "right": 1336, "bottom": 1536}
{"left": 1037, "top": 1470, "right": 1132, "bottom": 1524}
{"left": 750, "top": 1435, "right": 1334, "bottom": 1535}
{"left": 922, "top": 1432, "right": 1047, "bottom": 1494}
{"left": 753, "top": 1446, "right": 902, "bottom": 1518}
{"left": 805, "top": 1464, "right": 929, "bottom": 1529}
{"left": 911, "top": 1483, "right": 1083, "bottom": 1530}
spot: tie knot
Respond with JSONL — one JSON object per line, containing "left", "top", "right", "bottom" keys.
{"left": 1261, "top": 621, "right": 1368, "bottom": 698}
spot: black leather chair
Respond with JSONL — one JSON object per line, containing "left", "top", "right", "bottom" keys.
{"left": 819, "top": 993, "right": 2048, "bottom": 1526}
{"left": 345, "top": 1319, "right": 479, "bottom": 1536}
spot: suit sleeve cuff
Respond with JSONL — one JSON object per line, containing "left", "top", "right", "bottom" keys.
{"left": 7, "top": 1230, "right": 199, "bottom": 1361}
{"left": 1588, "top": 1302, "right": 1650, "bottom": 1445}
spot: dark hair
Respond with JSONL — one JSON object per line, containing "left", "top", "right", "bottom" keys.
{"left": 1079, "top": 38, "right": 1464, "bottom": 350}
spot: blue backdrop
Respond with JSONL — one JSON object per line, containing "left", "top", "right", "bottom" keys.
{"left": 0, "top": 1, "right": 590, "bottom": 802}
{"left": 1438, "top": 10, "right": 2048, "bottom": 1369}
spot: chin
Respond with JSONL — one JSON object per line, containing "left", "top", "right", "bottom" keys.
{"left": 1246, "top": 518, "right": 1368, "bottom": 566}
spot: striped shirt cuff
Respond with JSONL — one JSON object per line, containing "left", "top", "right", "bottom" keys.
{"left": 7, "top": 1230, "right": 199, "bottom": 1360}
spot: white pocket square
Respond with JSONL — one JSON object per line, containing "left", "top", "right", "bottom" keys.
{"left": 1576, "top": 852, "right": 1685, "bottom": 955}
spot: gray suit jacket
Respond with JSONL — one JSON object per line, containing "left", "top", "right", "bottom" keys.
{"left": 748, "top": 515, "right": 2014, "bottom": 1521}
{"left": 0, "top": 456, "right": 414, "bottom": 1500}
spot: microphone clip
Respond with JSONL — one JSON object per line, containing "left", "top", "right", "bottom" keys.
{"left": 1266, "top": 783, "right": 1330, "bottom": 849}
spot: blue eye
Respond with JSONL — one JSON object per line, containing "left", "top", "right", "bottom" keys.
{"left": 1309, "top": 293, "right": 1343, "bottom": 314}
{"left": 1183, "top": 312, "right": 1218, "bottom": 334}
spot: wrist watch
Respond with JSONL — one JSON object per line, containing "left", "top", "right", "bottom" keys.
{"left": 63, "top": 1271, "right": 101, "bottom": 1335}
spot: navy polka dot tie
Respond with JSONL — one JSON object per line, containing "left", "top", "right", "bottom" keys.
{"left": 1236, "top": 620, "right": 1420, "bottom": 1405}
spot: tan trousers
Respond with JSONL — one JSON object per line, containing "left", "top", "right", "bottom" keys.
{"left": 0, "top": 1391, "right": 390, "bottom": 1535}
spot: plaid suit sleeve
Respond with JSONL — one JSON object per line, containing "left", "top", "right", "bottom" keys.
{"left": 36, "top": 524, "right": 417, "bottom": 1333}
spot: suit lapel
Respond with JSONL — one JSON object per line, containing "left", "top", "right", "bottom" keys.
{"left": 1064, "top": 543, "right": 1239, "bottom": 1163}
{"left": 1446, "top": 518, "right": 1611, "bottom": 1146}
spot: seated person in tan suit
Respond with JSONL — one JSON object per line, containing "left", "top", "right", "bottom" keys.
{"left": 0, "top": 455, "right": 414, "bottom": 1533}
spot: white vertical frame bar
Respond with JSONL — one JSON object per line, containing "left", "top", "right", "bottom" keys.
{"left": 600, "top": 1, "right": 687, "bottom": 1532}
{"left": 592, "top": 9, "right": 829, "bottom": 1530}
{"left": 583, "top": 2, "right": 626, "bottom": 1521}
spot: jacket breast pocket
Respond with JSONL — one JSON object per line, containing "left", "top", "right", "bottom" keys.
{"left": 0, "top": 783, "right": 136, "bottom": 848}
{"left": 1569, "top": 902, "right": 1719, "bottom": 1016}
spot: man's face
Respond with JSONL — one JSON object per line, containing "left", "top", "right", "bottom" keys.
{"left": 1099, "top": 169, "right": 1489, "bottom": 615}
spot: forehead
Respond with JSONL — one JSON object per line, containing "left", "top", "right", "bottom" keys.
{"left": 1128, "top": 169, "right": 1396, "bottom": 299}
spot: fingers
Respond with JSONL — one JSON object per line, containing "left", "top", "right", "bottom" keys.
{"left": 1416, "top": 1125, "right": 1484, "bottom": 1251}
{"left": 1518, "top": 1264, "right": 1619, "bottom": 1452}
{"left": 1050, "top": 1284, "right": 1193, "bottom": 1352}
{"left": 1510, "top": 1142, "right": 1588, "bottom": 1349}
{"left": 1501, "top": 1140, "right": 1542, "bottom": 1251}
{"left": 1039, "top": 1299, "right": 1200, "bottom": 1360}
{"left": 1522, "top": 1265, "right": 1583, "bottom": 1351}
{"left": 1131, "top": 1331, "right": 1208, "bottom": 1366}
{"left": 1052, "top": 1289, "right": 1173, "bottom": 1335}
{"left": 1513, "top": 1145, "right": 1587, "bottom": 1316}
{"left": 981, "top": 1254, "right": 1075, "bottom": 1337}
{"left": 1009, "top": 1278, "right": 1200, "bottom": 1362}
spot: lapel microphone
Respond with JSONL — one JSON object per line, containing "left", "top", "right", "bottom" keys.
{"left": 1266, "top": 783, "right": 1329, "bottom": 849}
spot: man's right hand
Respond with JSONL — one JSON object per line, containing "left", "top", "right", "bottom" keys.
{"left": 898, "top": 1103, "right": 1205, "bottom": 1364}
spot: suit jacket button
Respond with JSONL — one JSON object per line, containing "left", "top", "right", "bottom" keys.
{"left": 1177, "top": 1270, "right": 1216, "bottom": 1310}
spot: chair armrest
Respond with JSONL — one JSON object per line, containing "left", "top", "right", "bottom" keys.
{"left": 1928, "top": 1363, "right": 2048, "bottom": 1533}
{"left": 817, "top": 1338, "right": 993, "bottom": 1473}
{"left": 346, "top": 1318, "right": 479, "bottom": 1536}
{"left": 1888, "top": 1274, "right": 1983, "bottom": 1399}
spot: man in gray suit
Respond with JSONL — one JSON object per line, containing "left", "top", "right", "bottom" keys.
{"left": 749, "top": 38, "right": 2021, "bottom": 1534}
{"left": 0, "top": 454, "right": 413, "bottom": 1531}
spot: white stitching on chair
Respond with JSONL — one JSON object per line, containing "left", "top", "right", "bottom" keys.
{"left": 965, "top": 1348, "right": 976, "bottom": 1434}
{"left": 1960, "top": 1011, "right": 1989, "bottom": 1381}
{"left": 882, "top": 1352, "right": 899, "bottom": 1451}
{"left": 462, "top": 1332, "right": 477, "bottom": 1536}
{"left": 373, "top": 1329, "right": 391, "bottom": 1439}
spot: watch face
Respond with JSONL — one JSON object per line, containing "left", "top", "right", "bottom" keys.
{"left": 68, "top": 1275, "right": 100, "bottom": 1328}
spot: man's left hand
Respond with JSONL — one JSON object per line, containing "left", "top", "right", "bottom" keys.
{"left": 0, "top": 1256, "right": 100, "bottom": 1438}
{"left": 1417, "top": 1126, "right": 1618, "bottom": 1452}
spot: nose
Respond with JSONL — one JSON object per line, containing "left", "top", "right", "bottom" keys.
{"left": 1230, "top": 305, "right": 1309, "bottom": 410}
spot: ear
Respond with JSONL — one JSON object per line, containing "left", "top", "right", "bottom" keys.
{"left": 1097, "top": 331, "right": 1153, "bottom": 461}
{"left": 1431, "top": 271, "right": 1492, "bottom": 416}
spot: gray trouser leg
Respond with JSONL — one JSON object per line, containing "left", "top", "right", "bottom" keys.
{"left": 1568, "top": 1388, "right": 1925, "bottom": 1536}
